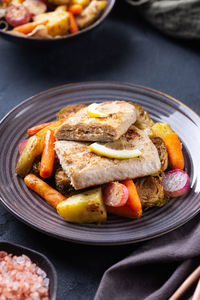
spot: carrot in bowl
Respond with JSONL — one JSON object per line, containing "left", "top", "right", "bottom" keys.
{"left": 13, "top": 20, "right": 48, "bottom": 34}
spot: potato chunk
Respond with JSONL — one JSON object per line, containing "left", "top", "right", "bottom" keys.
{"left": 34, "top": 10, "right": 70, "bottom": 36}
{"left": 57, "top": 188, "right": 107, "bottom": 223}
{"left": 151, "top": 122, "right": 173, "bottom": 140}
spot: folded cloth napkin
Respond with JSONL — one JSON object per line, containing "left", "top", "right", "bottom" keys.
{"left": 95, "top": 213, "right": 200, "bottom": 300}
{"left": 126, "top": 0, "right": 200, "bottom": 39}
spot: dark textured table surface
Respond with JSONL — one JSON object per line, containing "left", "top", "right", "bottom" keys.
{"left": 0, "top": 1, "right": 200, "bottom": 299}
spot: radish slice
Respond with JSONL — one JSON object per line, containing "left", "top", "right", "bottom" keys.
{"left": 103, "top": 182, "right": 129, "bottom": 207}
{"left": 162, "top": 169, "right": 190, "bottom": 198}
{"left": 5, "top": 4, "right": 31, "bottom": 27}
{"left": 19, "top": 139, "right": 28, "bottom": 155}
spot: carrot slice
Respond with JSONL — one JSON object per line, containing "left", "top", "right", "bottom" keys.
{"left": 68, "top": 4, "right": 83, "bottom": 14}
{"left": 164, "top": 132, "right": 184, "bottom": 170}
{"left": 13, "top": 20, "right": 48, "bottom": 34}
{"left": 68, "top": 11, "right": 79, "bottom": 33}
{"left": 24, "top": 174, "right": 66, "bottom": 208}
{"left": 40, "top": 129, "right": 55, "bottom": 178}
{"left": 121, "top": 179, "right": 142, "bottom": 218}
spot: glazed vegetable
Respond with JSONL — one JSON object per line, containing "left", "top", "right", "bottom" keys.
{"left": 106, "top": 179, "right": 142, "bottom": 219}
{"left": 13, "top": 19, "right": 48, "bottom": 34}
{"left": 40, "top": 129, "right": 55, "bottom": 178}
{"left": 135, "top": 176, "right": 167, "bottom": 207}
{"left": 162, "top": 169, "right": 190, "bottom": 198}
{"left": 56, "top": 104, "right": 86, "bottom": 120}
{"left": 132, "top": 102, "right": 154, "bottom": 132}
{"left": 55, "top": 169, "right": 75, "bottom": 195}
{"left": 68, "top": 11, "right": 79, "bottom": 33}
{"left": 68, "top": 4, "right": 83, "bottom": 14}
{"left": 121, "top": 179, "right": 142, "bottom": 217}
{"left": 57, "top": 188, "right": 107, "bottom": 223}
{"left": 27, "top": 121, "right": 54, "bottom": 136}
{"left": 151, "top": 122, "right": 173, "bottom": 140}
{"left": 19, "top": 139, "right": 28, "bottom": 155}
{"left": 151, "top": 137, "right": 168, "bottom": 171}
{"left": 5, "top": 4, "right": 31, "bottom": 27}
{"left": 75, "top": 0, "right": 107, "bottom": 29}
{"left": 164, "top": 132, "right": 184, "bottom": 170}
{"left": 24, "top": 174, "right": 66, "bottom": 208}
{"left": 103, "top": 182, "right": 128, "bottom": 207}
{"left": 16, "top": 136, "right": 43, "bottom": 177}
{"left": 33, "top": 9, "right": 70, "bottom": 36}
{"left": 23, "top": 0, "right": 47, "bottom": 16}
{"left": 36, "top": 119, "right": 65, "bottom": 138}
{"left": 71, "top": 0, "right": 89, "bottom": 6}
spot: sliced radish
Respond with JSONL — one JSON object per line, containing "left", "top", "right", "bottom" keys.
{"left": 5, "top": 4, "right": 31, "bottom": 27}
{"left": 103, "top": 182, "right": 129, "bottom": 207}
{"left": 162, "top": 169, "right": 190, "bottom": 198}
{"left": 23, "top": 0, "right": 47, "bottom": 17}
{"left": 19, "top": 139, "right": 28, "bottom": 155}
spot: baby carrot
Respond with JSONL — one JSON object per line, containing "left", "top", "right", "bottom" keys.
{"left": 40, "top": 129, "right": 55, "bottom": 179}
{"left": 36, "top": 119, "right": 65, "bottom": 138}
{"left": 68, "top": 12, "right": 79, "bottom": 33}
{"left": 13, "top": 20, "right": 48, "bottom": 34}
{"left": 27, "top": 122, "right": 53, "bottom": 136}
{"left": 24, "top": 174, "right": 66, "bottom": 208}
{"left": 121, "top": 179, "right": 142, "bottom": 218}
{"left": 164, "top": 132, "right": 184, "bottom": 170}
{"left": 68, "top": 4, "right": 83, "bottom": 14}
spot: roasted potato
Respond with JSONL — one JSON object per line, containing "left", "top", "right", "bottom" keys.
{"left": 33, "top": 9, "right": 70, "bottom": 36}
{"left": 16, "top": 136, "right": 43, "bottom": 178}
{"left": 57, "top": 187, "right": 107, "bottom": 223}
{"left": 151, "top": 122, "right": 173, "bottom": 140}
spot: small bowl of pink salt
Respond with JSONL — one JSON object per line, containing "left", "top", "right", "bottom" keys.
{"left": 0, "top": 241, "right": 57, "bottom": 300}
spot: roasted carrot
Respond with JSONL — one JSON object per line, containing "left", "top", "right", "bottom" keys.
{"left": 40, "top": 129, "right": 55, "bottom": 178}
{"left": 106, "top": 205, "right": 141, "bottom": 219}
{"left": 24, "top": 174, "right": 66, "bottom": 208}
{"left": 13, "top": 20, "right": 48, "bottom": 34}
{"left": 121, "top": 179, "right": 142, "bottom": 218}
{"left": 36, "top": 119, "right": 65, "bottom": 138}
{"left": 164, "top": 132, "right": 184, "bottom": 170}
{"left": 68, "top": 12, "right": 79, "bottom": 33}
{"left": 68, "top": 4, "right": 83, "bottom": 14}
{"left": 27, "top": 122, "right": 53, "bottom": 136}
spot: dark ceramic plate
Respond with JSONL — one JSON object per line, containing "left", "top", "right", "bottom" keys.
{"left": 0, "top": 0, "right": 115, "bottom": 45}
{"left": 0, "top": 241, "right": 57, "bottom": 299}
{"left": 0, "top": 81, "right": 200, "bottom": 245}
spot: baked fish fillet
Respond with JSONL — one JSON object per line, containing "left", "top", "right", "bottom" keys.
{"left": 55, "top": 101, "right": 136, "bottom": 142}
{"left": 55, "top": 126, "right": 161, "bottom": 190}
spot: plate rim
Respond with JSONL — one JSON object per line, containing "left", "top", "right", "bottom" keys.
{"left": 0, "top": 81, "right": 200, "bottom": 246}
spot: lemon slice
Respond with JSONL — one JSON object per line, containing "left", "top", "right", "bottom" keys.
{"left": 89, "top": 143, "right": 142, "bottom": 159}
{"left": 87, "top": 103, "right": 109, "bottom": 118}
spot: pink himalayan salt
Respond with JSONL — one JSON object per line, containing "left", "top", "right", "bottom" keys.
{"left": 0, "top": 251, "right": 49, "bottom": 300}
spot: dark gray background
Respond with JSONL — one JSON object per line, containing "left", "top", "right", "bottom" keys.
{"left": 0, "top": 0, "right": 200, "bottom": 299}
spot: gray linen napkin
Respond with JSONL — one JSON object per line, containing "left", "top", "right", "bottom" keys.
{"left": 126, "top": 0, "right": 200, "bottom": 39}
{"left": 95, "top": 213, "right": 200, "bottom": 300}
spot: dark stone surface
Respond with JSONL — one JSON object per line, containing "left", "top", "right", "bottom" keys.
{"left": 0, "top": 0, "right": 200, "bottom": 299}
